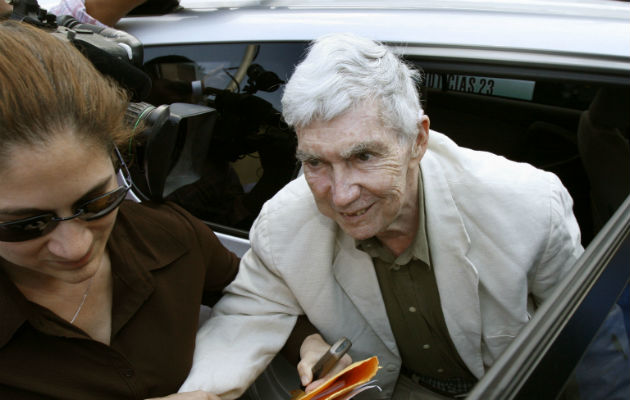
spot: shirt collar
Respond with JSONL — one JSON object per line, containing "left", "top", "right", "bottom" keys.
{"left": 107, "top": 202, "right": 189, "bottom": 275}
{"left": 0, "top": 202, "right": 189, "bottom": 347}
{"left": 0, "top": 268, "right": 29, "bottom": 348}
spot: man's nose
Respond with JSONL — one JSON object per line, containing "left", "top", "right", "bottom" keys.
{"left": 46, "top": 219, "right": 92, "bottom": 260}
{"left": 331, "top": 166, "right": 360, "bottom": 208}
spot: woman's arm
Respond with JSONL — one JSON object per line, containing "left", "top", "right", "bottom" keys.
{"left": 85, "top": 0, "right": 147, "bottom": 26}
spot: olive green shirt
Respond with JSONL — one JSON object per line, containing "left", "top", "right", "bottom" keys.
{"left": 357, "top": 171, "right": 475, "bottom": 381}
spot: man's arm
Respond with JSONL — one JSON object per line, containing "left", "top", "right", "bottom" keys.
{"left": 179, "top": 242, "right": 302, "bottom": 398}
{"left": 530, "top": 173, "right": 584, "bottom": 305}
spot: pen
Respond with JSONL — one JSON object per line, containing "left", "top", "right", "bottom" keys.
{"left": 311, "top": 337, "right": 352, "bottom": 381}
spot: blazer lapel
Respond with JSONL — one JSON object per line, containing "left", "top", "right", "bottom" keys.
{"left": 422, "top": 146, "right": 485, "bottom": 378}
{"left": 332, "top": 232, "right": 400, "bottom": 357}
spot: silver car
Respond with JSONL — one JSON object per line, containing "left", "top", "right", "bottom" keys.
{"left": 47, "top": 0, "right": 630, "bottom": 398}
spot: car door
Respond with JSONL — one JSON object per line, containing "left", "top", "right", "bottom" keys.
{"left": 467, "top": 196, "right": 630, "bottom": 400}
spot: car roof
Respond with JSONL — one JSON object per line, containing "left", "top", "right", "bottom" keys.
{"left": 115, "top": 0, "right": 630, "bottom": 60}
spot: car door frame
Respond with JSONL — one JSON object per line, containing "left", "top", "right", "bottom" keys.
{"left": 467, "top": 195, "right": 630, "bottom": 400}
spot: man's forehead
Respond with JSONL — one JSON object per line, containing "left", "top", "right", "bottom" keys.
{"left": 297, "top": 104, "right": 383, "bottom": 136}
{"left": 297, "top": 135, "right": 393, "bottom": 159}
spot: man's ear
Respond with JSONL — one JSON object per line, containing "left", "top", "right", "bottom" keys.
{"left": 411, "top": 115, "right": 430, "bottom": 160}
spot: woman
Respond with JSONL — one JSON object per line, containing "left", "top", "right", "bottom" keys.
{"left": 0, "top": 20, "right": 236, "bottom": 399}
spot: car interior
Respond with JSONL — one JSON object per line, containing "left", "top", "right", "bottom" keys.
{"left": 126, "top": 41, "right": 629, "bottom": 399}
{"left": 131, "top": 42, "right": 629, "bottom": 244}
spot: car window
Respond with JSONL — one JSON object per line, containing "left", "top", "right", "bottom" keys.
{"left": 136, "top": 41, "right": 629, "bottom": 249}
{"left": 407, "top": 56, "right": 629, "bottom": 246}
{"left": 138, "top": 42, "right": 307, "bottom": 234}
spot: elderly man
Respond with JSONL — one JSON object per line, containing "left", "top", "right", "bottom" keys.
{"left": 180, "top": 33, "right": 583, "bottom": 399}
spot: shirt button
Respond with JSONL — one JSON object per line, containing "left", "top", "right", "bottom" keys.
{"left": 437, "top": 368, "right": 444, "bottom": 373}
{"left": 121, "top": 369, "right": 135, "bottom": 378}
{"left": 392, "top": 265, "right": 400, "bottom": 271}
{"left": 423, "top": 344, "right": 431, "bottom": 349}
{"left": 409, "top": 306, "right": 417, "bottom": 312}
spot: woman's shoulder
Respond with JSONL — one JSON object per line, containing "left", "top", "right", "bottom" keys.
{"left": 108, "top": 200, "right": 228, "bottom": 271}
{"left": 116, "top": 200, "right": 211, "bottom": 244}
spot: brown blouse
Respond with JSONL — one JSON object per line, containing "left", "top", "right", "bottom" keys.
{"left": 0, "top": 201, "right": 240, "bottom": 399}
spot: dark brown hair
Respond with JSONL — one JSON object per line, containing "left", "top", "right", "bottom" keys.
{"left": 0, "top": 20, "right": 132, "bottom": 164}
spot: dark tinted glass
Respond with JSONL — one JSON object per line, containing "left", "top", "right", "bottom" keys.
{"left": 138, "top": 43, "right": 306, "bottom": 233}
{"left": 139, "top": 41, "right": 629, "bottom": 400}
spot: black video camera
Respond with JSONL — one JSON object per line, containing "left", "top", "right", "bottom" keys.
{"left": 10, "top": 0, "right": 146, "bottom": 97}
{"left": 9, "top": 0, "right": 221, "bottom": 203}
{"left": 10, "top": 0, "right": 141, "bottom": 64}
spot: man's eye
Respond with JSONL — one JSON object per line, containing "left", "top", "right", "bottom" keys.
{"left": 356, "top": 152, "right": 373, "bottom": 162}
{"left": 305, "top": 159, "right": 321, "bottom": 168}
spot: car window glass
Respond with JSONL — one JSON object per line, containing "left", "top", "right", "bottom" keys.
{"left": 135, "top": 43, "right": 629, "bottom": 244}
{"left": 409, "top": 59, "right": 630, "bottom": 247}
{"left": 138, "top": 43, "right": 307, "bottom": 232}
{"left": 136, "top": 41, "right": 629, "bottom": 248}
{"left": 566, "top": 302, "right": 630, "bottom": 400}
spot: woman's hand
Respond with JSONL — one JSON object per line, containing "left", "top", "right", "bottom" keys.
{"left": 297, "top": 334, "right": 352, "bottom": 393}
{"left": 146, "top": 390, "right": 221, "bottom": 400}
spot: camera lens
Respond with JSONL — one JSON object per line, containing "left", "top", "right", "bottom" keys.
{"left": 126, "top": 102, "right": 170, "bottom": 133}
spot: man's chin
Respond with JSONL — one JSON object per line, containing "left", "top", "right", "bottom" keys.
{"left": 338, "top": 223, "right": 378, "bottom": 241}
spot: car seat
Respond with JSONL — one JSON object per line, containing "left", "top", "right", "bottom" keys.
{"left": 577, "top": 86, "right": 630, "bottom": 341}
{"left": 577, "top": 87, "right": 630, "bottom": 233}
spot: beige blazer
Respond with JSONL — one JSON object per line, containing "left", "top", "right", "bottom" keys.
{"left": 180, "top": 131, "right": 583, "bottom": 399}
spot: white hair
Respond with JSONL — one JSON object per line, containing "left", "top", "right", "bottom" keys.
{"left": 281, "top": 33, "right": 423, "bottom": 142}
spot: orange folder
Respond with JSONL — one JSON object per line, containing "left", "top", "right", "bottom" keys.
{"left": 290, "top": 356, "right": 380, "bottom": 400}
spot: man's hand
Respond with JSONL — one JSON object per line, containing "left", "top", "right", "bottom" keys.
{"left": 146, "top": 391, "right": 221, "bottom": 400}
{"left": 297, "top": 334, "right": 352, "bottom": 393}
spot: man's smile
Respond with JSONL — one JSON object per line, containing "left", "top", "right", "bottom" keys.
{"left": 339, "top": 204, "right": 372, "bottom": 218}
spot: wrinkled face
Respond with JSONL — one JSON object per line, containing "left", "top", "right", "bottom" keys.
{"left": 0, "top": 133, "right": 119, "bottom": 285}
{"left": 296, "top": 103, "right": 428, "bottom": 240}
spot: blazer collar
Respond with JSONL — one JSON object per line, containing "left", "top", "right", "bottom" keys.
{"left": 332, "top": 230, "right": 400, "bottom": 357}
{"left": 421, "top": 136, "right": 484, "bottom": 377}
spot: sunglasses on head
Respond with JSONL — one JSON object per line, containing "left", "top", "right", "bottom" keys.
{"left": 0, "top": 147, "right": 133, "bottom": 243}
